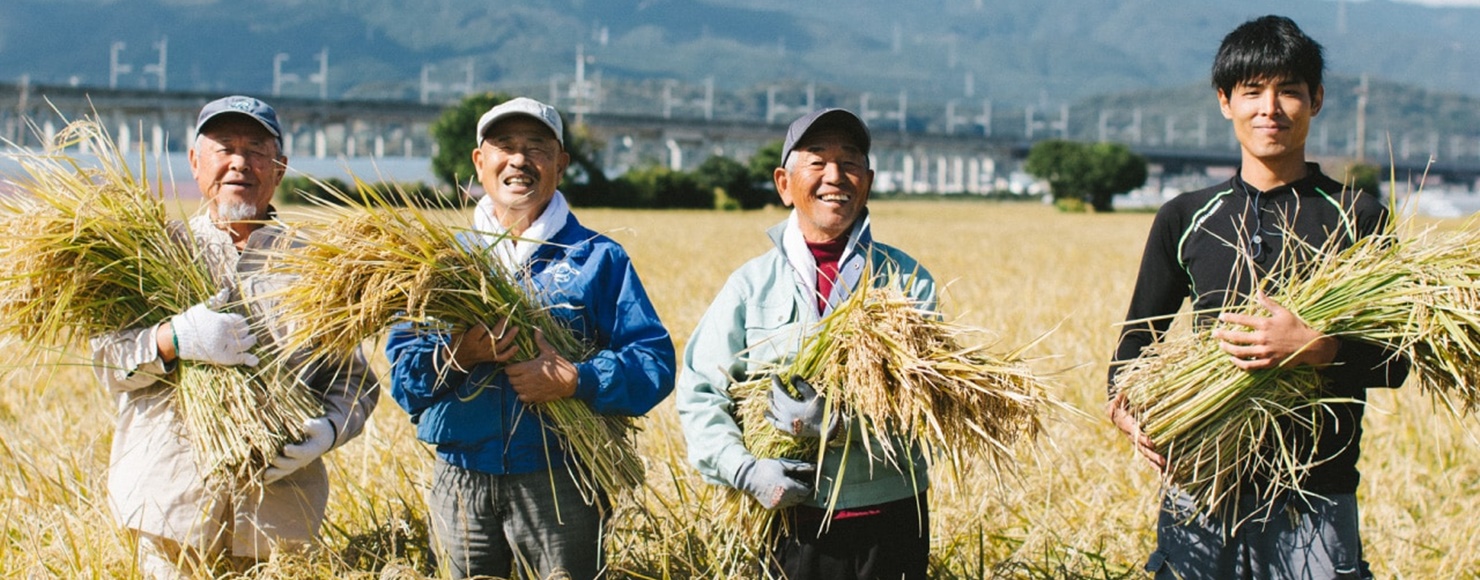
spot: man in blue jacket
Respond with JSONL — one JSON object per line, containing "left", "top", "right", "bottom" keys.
{"left": 385, "top": 97, "right": 675, "bottom": 580}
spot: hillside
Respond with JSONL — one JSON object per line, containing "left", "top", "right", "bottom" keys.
{"left": 1, "top": 0, "right": 1477, "bottom": 107}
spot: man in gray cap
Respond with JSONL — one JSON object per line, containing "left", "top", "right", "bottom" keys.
{"left": 90, "top": 95, "right": 379, "bottom": 578}
{"left": 676, "top": 108, "right": 935, "bottom": 578}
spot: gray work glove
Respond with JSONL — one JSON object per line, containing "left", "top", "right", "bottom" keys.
{"left": 734, "top": 457, "right": 816, "bottom": 510}
{"left": 263, "top": 417, "right": 335, "bottom": 484}
{"left": 171, "top": 289, "right": 259, "bottom": 367}
{"left": 766, "top": 374, "right": 837, "bottom": 439}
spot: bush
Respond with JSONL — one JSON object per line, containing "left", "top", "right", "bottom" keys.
{"left": 617, "top": 164, "right": 712, "bottom": 209}
{"left": 1053, "top": 197, "right": 1090, "bottom": 213}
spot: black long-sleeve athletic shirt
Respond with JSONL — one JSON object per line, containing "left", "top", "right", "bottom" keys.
{"left": 1109, "top": 163, "right": 1409, "bottom": 495}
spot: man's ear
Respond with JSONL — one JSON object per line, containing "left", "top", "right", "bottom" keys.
{"left": 1310, "top": 84, "right": 1325, "bottom": 117}
{"left": 773, "top": 166, "right": 793, "bottom": 207}
{"left": 1216, "top": 88, "right": 1234, "bottom": 121}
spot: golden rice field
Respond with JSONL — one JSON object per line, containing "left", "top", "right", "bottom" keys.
{"left": 1, "top": 200, "right": 1477, "bottom": 578}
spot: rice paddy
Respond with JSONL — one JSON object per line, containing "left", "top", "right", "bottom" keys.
{"left": 1, "top": 199, "right": 1477, "bottom": 578}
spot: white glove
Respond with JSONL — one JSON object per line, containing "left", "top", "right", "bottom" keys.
{"left": 171, "top": 289, "right": 259, "bottom": 366}
{"left": 264, "top": 417, "right": 335, "bottom": 484}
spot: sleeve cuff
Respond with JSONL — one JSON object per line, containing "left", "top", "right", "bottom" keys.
{"left": 715, "top": 445, "right": 757, "bottom": 487}
{"left": 572, "top": 362, "right": 600, "bottom": 403}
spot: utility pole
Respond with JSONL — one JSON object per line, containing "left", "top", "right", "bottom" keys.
{"left": 568, "top": 44, "right": 597, "bottom": 126}
{"left": 273, "top": 53, "right": 297, "bottom": 97}
{"left": 420, "top": 64, "right": 440, "bottom": 104}
{"left": 109, "top": 42, "right": 132, "bottom": 89}
{"left": 462, "top": 58, "right": 475, "bottom": 96}
{"left": 974, "top": 99, "right": 992, "bottom": 137}
{"left": 1354, "top": 73, "right": 1369, "bottom": 162}
{"left": 311, "top": 47, "right": 329, "bottom": 99}
{"left": 143, "top": 36, "right": 167, "bottom": 91}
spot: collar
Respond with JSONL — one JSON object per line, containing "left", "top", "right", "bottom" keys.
{"left": 777, "top": 210, "right": 871, "bottom": 315}
{"left": 474, "top": 190, "right": 571, "bottom": 271}
{"left": 1235, "top": 162, "right": 1324, "bottom": 198}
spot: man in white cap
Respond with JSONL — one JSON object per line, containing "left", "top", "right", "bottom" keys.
{"left": 90, "top": 95, "right": 380, "bottom": 578}
{"left": 676, "top": 108, "right": 936, "bottom": 579}
{"left": 385, "top": 96, "right": 675, "bottom": 579}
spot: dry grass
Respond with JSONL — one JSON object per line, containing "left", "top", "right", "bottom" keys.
{"left": 1, "top": 201, "right": 1477, "bottom": 578}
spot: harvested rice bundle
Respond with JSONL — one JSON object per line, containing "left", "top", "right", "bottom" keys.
{"left": 1115, "top": 218, "right": 1480, "bottom": 517}
{"left": 715, "top": 277, "right": 1060, "bottom": 562}
{"left": 263, "top": 183, "right": 642, "bottom": 498}
{"left": 1387, "top": 222, "right": 1480, "bottom": 415}
{"left": 0, "top": 119, "right": 320, "bottom": 482}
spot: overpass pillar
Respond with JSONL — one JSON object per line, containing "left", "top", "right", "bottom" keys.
{"left": 116, "top": 123, "right": 130, "bottom": 156}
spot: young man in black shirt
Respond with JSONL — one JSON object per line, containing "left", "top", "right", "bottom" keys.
{"left": 1107, "top": 15, "right": 1408, "bottom": 580}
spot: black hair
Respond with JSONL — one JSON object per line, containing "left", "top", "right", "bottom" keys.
{"left": 1211, "top": 15, "right": 1324, "bottom": 96}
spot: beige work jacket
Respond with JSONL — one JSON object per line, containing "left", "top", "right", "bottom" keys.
{"left": 90, "top": 215, "right": 379, "bottom": 558}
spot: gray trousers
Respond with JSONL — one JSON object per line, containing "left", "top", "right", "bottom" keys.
{"left": 428, "top": 460, "right": 606, "bottom": 580}
{"left": 1146, "top": 490, "right": 1370, "bottom": 580}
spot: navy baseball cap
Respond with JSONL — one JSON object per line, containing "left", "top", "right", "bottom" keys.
{"left": 781, "top": 108, "right": 871, "bottom": 167}
{"left": 195, "top": 95, "right": 283, "bottom": 147}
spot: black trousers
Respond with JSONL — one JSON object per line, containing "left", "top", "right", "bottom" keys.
{"left": 768, "top": 493, "right": 929, "bottom": 580}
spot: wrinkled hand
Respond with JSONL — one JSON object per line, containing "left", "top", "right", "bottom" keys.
{"left": 1107, "top": 393, "right": 1165, "bottom": 471}
{"left": 506, "top": 328, "right": 578, "bottom": 405}
{"left": 734, "top": 457, "right": 815, "bottom": 510}
{"left": 171, "top": 289, "right": 258, "bottom": 366}
{"left": 1213, "top": 292, "right": 1338, "bottom": 371}
{"left": 766, "top": 374, "right": 837, "bottom": 439}
{"left": 264, "top": 417, "right": 335, "bottom": 484}
{"left": 443, "top": 318, "right": 520, "bottom": 371}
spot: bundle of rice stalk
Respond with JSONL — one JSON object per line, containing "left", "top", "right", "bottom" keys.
{"left": 1114, "top": 216, "right": 1480, "bottom": 517}
{"left": 0, "top": 119, "right": 321, "bottom": 483}
{"left": 262, "top": 182, "right": 642, "bottom": 499}
{"left": 1385, "top": 222, "right": 1480, "bottom": 415}
{"left": 714, "top": 274, "right": 1061, "bottom": 563}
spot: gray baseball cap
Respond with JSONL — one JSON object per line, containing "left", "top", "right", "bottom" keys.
{"left": 782, "top": 108, "right": 871, "bottom": 167}
{"left": 196, "top": 95, "right": 282, "bottom": 147}
{"left": 475, "top": 97, "right": 564, "bottom": 147}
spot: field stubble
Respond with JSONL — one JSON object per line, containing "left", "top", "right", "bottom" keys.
{"left": 1, "top": 201, "right": 1476, "bottom": 578}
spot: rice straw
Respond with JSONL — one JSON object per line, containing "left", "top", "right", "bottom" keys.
{"left": 0, "top": 118, "right": 321, "bottom": 484}
{"left": 262, "top": 181, "right": 643, "bottom": 500}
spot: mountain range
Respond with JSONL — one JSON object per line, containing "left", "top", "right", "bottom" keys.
{"left": 3, "top": 0, "right": 1477, "bottom": 106}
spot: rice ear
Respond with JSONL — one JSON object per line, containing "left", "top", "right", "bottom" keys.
{"left": 718, "top": 266, "right": 1067, "bottom": 561}
{"left": 0, "top": 118, "right": 322, "bottom": 485}
{"left": 263, "top": 179, "right": 644, "bottom": 499}
{"left": 1115, "top": 206, "right": 1480, "bottom": 521}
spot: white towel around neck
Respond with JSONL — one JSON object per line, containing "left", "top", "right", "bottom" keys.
{"left": 473, "top": 190, "right": 570, "bottom": 272}
{"left": 780, "top": 210, "right": 863, "bottom": 313}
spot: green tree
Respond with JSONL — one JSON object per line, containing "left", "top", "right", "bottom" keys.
{"left": 1082, "top": 142, "right": 1148, "bottom": 212}
{"left": 1343, "top": 162, "right": 1381, "bottom": 197}
{"left": 696, "top": 155, "right": 767, "bottom": 210}
{"left": 429, "top": 92, "right": 509, "bottom": 190}
{"left": 732, "top": 139, "right": 787, "bottom": 209}
{"left": 748, "top": 139, "right": 785, "bottom": 185}
{"left": 615, "top": 164, "right": 711, "bottom": 209}
{"left": 1024, "top": 139, "right": 1147, "bottom": 212}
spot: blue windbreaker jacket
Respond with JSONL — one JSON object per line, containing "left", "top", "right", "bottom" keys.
{"left": 385, "top": 214, "right": 675, "bottom": 475}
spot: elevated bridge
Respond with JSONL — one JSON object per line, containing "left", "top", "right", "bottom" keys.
{"left": 3, "top": 83, "right": 1476, "bottom": 194}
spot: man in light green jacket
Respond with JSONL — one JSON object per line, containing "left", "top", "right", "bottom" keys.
{"left": 676, "top": 108, "right": 934, "bottom": 579}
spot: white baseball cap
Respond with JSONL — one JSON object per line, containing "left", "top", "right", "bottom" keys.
{"left": 474, "top": 97, "right": 564, "bottom": 147}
